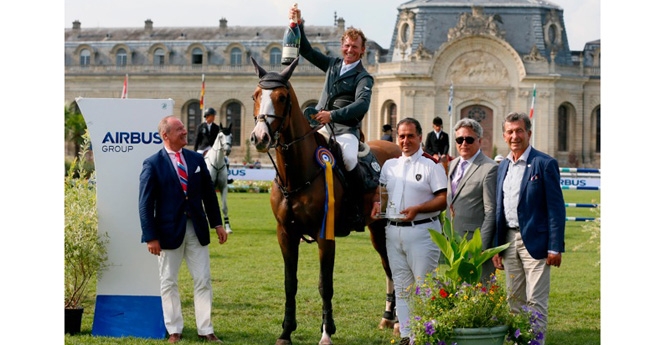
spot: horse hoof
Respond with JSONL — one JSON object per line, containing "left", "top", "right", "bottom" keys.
{"left": 393, "top": 323, "right": 400, "bottom": 337}
{"left": 378, "top": 318, "right": 395, "bottom": 329}
{"left": 275, "top": 339, "right": 292, "bottom": 345}
{"left": 226, "top": 227, "right": 233, "bottom": 234}
{"left": 319, "top": 338, "right": 333, "bottom": 345}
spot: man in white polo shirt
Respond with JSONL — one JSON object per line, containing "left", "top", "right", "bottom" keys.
{"left": 372, "top": 117, "right": 448, "bottom": 345}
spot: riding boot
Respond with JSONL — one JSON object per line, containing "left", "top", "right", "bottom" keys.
{"left": 345, "top": 167, "right": 365, "bottom": 232}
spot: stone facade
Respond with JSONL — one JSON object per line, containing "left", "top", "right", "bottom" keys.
{"left": 65, "top": 0, "right": 600, "bottom": 167}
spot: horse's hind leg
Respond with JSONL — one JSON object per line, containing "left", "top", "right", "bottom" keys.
{"left": 318, "top": 238, "right": 336, "bottom": 345}
{"left": 379, "top": 278, "right": 397, "bottom": 329}
{"left": 368, "top": 219, "right": 398, "bottom": 331}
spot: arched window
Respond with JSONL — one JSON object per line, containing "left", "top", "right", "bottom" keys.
{"left": 192, "top": 47, "right": 203, "bottom": 65}
{"left": 230, "top": 48, "right": 242, "bottom": 66}
{"left": 226, "top": 102, "right": 242, "bottom": 144}
{"left": 187, "top": 102, "right": 202, "bottom": 145}
{"left": 80, "top": 49, "right": 91, "bottom": 66}
{"left": 116, "top": 48, "right": 127, "bottom": 66}
{"left": 270, "top": 47, "right": 282, "bottom": 66}
{"left": 154, "top": 48, "right": 165, "bottom": 66}
{"left": 558, "top": 105, "right": 568, "bottom": 152}
{"left": 388, "top": 103, "right": 397, "bottom": 128}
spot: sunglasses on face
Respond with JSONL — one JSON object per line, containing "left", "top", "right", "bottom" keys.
{"left": 455, "top": 136, "right": 476, "bottom": 145}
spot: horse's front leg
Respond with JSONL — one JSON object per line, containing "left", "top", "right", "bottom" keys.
{"left": 317, "top": 237, "right": 336, "bottom": 345}
{"left": 220, "top": 177, "right": 232, "bottom": 233}
{"left": 276, "top": 225, "right": 299, "bottom": 345}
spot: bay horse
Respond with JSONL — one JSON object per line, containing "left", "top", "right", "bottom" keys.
{"left": 204, "top": 125, "right": 233, "bottom": 233}
{"left": 249, "top": 56, "right": 402, "bottom": 345}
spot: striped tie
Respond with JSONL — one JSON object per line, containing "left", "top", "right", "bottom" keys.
{"left": 175, "top": 152, "right": 188, "bottom": 195}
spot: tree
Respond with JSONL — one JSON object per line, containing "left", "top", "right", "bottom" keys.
{"left": 65, "top": 103, "right": 87, "bottom": 156}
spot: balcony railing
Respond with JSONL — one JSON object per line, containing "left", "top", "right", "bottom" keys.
{"left": 65, "top": 63, "right": 327, "bottom": 75}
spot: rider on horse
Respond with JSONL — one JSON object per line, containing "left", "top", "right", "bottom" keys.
{"left": 292, "top": 5, "right": 373, "bottom": 231}
{"left": 194, "top": 107, "right": 220, "bottom": 155}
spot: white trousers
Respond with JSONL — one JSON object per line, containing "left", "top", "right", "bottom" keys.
{"left": 158, "top": 221, "right": 215, "bottom": 335}
{"left": 502, "top": 230, "right": 550, "bottom": 343}
{"left": 318, "top": 127, "right": 358, "bottom": 171}
{"left": 385, "top": 220, "right": 441, "bottom": 338}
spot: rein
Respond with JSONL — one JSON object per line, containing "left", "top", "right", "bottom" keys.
{"left": 257, "top": 86, "right": 327, "bottom": 199}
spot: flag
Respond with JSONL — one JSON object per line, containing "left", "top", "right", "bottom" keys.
{"left": 529, "top": 84, "right": 536, "bottom": 119}
{"left": 121, "top": 74, "right": 128, "bottom": 99}
{"left": 448, "top": 82, "right": 454, "bottom": 119}
{"left": 200, "top": 74, "right": 205, "bottom": 111}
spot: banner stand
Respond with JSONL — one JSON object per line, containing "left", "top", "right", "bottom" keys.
{"left": 77, "top": 98, "right": 174, "bottom": 338}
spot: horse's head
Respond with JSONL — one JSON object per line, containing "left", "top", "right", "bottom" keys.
{"left": 249, "top": 56, "right": 299, "bottom": 152}
{"left": 219, "top": 123, "right": 233, "bottom": 156}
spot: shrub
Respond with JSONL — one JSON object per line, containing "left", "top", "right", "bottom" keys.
{"left": 64, "top": 132, "right": 109, "bottom": 309}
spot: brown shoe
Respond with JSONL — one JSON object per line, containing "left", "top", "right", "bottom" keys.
{"left": 198, "top": 333, "right": 223, "bottom": 343}
{"left": 167, "top": 333, "right": 182, "bottom": 343}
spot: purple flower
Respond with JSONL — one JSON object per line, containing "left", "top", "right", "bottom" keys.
{"left": 513, "top": 328, "right": 521, "bottom": 338}
{"left": 424, "top": 321, "right": 435, "bottom": 336}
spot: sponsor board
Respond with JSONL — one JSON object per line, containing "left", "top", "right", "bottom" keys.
{"left": 77, "top": 98, "right": 173, "bottom": 339}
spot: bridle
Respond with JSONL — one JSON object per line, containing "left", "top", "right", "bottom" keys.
{"left": 255, "top": 78, "right": 325, "bottom": 198}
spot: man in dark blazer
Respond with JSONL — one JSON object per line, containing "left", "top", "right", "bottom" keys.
{"left": 193, "top": 108, "right": 220, "bottom": 155}
{"left": 424, "top": 116, "right": 449, "bottom": 163}
{"left": 491, "top": 112, "right": 565, "bottom": 344}
{"left": 446, "top": 118, "right": 498, "bottom": 282}
{"left": 139, "top": 115, "right": 227, "bottom": 343}
{"left": 293, "top": 5, "right": 373, "bottom": 229}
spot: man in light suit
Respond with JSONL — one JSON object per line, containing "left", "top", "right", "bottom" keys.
{"left": 447, "top": 118, "right": 498, "bottom": 282}
{"left": 491, "top": 112, "right": 565, "bottom": 344}
{"left": 139, "top": 116, "right": 228, "bottom": 343}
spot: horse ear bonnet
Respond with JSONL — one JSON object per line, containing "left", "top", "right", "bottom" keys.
{"left": 258, "top": 72, "right": 290, "bottom": 90}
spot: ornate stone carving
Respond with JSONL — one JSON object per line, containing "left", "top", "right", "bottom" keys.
{"left": 396, "top": 10, "right": 416, "bottom": 52}
{"left": 447, "top": 6, "right": 505, "bottom": 41}
{"left": 412, "top": 42, "right": 433, "bottom": 61}
{"left": 523, "top": 46, "right": 547, "bottom": 62}
{"left": 543, "top": 9, "right": 564, "bottom": 51}
{"left": 447, "top": 51, "right": 508, "bottom": 85}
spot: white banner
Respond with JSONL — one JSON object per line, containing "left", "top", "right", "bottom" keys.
{"left": 77, "top": 98, "right": 173, "bottom": 339}
{"left": 228, "top": 165, "right": 276, "bottom": 181}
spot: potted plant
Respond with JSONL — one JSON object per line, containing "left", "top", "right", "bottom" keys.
{"left": 408, "top": 212, "right": 544, "bottom": 345}
{"left": 64, "top": 132, "right": 109, "bottom": 335}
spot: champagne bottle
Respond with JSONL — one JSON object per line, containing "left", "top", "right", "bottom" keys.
{"left": 281, "top": 3, "right": 301, "bottom": 65}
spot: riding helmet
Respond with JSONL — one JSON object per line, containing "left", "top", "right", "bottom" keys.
{"left": 204, "top": 108, "right": 217, "bottom": 117}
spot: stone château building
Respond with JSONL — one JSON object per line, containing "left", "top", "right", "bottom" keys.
{"left": 65, "top": 0, "right": 600, "bottom": 167}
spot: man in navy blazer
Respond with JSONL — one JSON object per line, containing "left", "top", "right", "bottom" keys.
{"left": 139, "top": 116, "right": 227, "bottom": 343}
{"left": 491, "top": 112, "right": 564, "bottom": 344}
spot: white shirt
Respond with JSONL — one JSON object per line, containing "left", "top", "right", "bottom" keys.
{"left": 502, "top": 145, "right": 532, "bottom": 228}
{"left": 340, "top": 60, "right": 360, "bottom": 75}
{"left": 380, "top": 147, "right": 448, "bottom": 221}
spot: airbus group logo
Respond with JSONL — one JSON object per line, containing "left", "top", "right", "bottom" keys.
{"left": 101, "top": 131, "right": 162, "bottom": 153}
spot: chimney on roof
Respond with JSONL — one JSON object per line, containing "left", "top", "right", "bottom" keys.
{"left": 72, "top": 20, "right": 81, "bottom": 33}
{"left": 219, "top": 18, "right": 228, "bottom": 35}
{"left": 145, "top": 19, "right": 153, "bottom": 34}
{"left": 337, "top": 17, "right": 345, "bottom": 33}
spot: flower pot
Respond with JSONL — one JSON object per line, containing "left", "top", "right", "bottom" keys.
{"left": 65, "top": 308, "right": 84, "bottom": 335}
{"left": 450, "top": 325, "right": 508, "bottom": 345}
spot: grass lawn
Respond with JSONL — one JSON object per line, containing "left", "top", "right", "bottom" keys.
{"left": 65, "top": 190, "right": 600, "bottom": 345}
